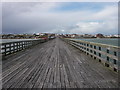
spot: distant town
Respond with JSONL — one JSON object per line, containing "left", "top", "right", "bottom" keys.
{"left": 0, "top": 33, "right": 120, "bottom": 39}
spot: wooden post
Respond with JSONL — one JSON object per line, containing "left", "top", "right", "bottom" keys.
{"left": 4, "top": 44, "right": 7, "bottom": 56}
{"left": 1, "top": 39, "right": 49, "bottom": 57}
{"left": 63, "top": 38, "right": 119, "bottom": 73}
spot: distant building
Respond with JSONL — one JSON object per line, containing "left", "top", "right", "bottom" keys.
{"left": 83, "top": 34, "right": 95, "bottom": 38}
{"left": 95, "top": 33, "right": 104, "bottom": 38}
{"left": 113, "top": 34, "right": 120, "bottom": 38}
{"left": 71, "top": 34, "right": 80, "bottom": 38}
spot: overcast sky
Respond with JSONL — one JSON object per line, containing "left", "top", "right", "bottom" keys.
{"left": 2, "top": 2, "right": 118, "bottom": 35}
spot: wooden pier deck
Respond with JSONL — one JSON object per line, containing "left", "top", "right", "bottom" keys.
{"left": 2, "top": 38, "right": 118, "bottom": 88}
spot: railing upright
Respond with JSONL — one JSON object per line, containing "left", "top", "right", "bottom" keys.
{"left": 0, "top": 39, "right": 47, "bottom": 57}
{"left": 62, "top": 38, "right": 119, "bottom": 73}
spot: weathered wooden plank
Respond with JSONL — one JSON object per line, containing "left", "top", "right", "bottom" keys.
{"left": 2, "top": 38, "right": 118, "bottom": 89}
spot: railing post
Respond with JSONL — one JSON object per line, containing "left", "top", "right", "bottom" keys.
{"left": 9, "top": 43, "right": 11, "bottom": 54}
{"left": 63, "top": 38, "right": 119, "bottom": 73}
{"left": 4, "top": 44, "right": 7, "bottom": 56}
{"left": 1, "top": 39, "right": 49, "bottom": 57}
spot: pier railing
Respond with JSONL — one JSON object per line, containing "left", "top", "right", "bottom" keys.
{"left": 62, "top": 38, "right": 119, "bottom": 73}
{"left": 0, "top": 39, "right": 47, "bottom": 57}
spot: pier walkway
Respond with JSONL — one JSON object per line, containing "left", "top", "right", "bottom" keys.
{"left": 2, "top": 38, "right": 118, "bottom": 88}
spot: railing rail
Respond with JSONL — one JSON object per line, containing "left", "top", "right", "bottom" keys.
{"left": 62, "top": 38, "right": 120, "bottom": 73}
{"left": 0, "top": 39, "right": 46, "bottom": 57}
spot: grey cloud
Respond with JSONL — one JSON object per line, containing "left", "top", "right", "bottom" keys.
{"left": 2, "top": 2, "right": 118, "bottom": 35}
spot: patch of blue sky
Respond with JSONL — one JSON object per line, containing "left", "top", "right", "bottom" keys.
{"left": 51, "top": 2, "right": 117, "bottom": 12}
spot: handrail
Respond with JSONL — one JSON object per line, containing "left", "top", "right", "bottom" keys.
{"left": 70, "top": 39, "right": 120, "bottom": 50}
{"left": 0, "top": 39, "right": 46, "bottom": 57}
{"left": 62, "top": 38, "right": 119, "bottom": 73}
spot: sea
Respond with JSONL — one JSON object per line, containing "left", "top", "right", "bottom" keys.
{"left": 71, "top": 38, "right": 119, "bottom": 47}
{"left": 0, "top": 39, "right": 40, "bottom": 43}
{"left": 0, "top": 38, "right": 119, "bottom": 47}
